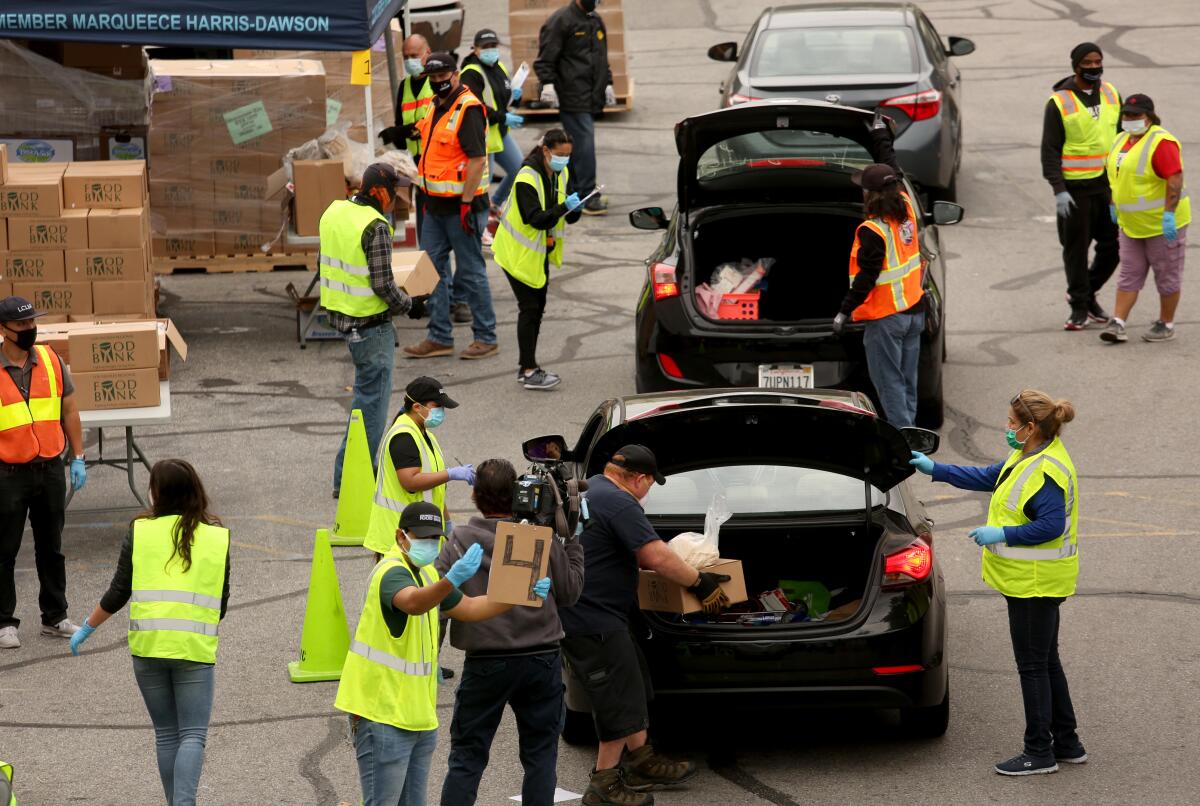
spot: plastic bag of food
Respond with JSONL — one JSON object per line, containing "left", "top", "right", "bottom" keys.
{"left": 732, "top": 257, "right": 775, "bottom": 293}
{"left": 695, "top": 282, "right": 723, "bottom": 318}
{"left": 710, "top": 262, "right": 745, "bottom": 294}
{"left": 669, "top": 493, "right": 731, "bottom": 568}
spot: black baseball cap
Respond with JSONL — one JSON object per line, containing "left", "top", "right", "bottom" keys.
{"left": 474, "top": 29, "right": 500, "bottom": 47}
{"left": 423, "top": 51, "right": 457, "bottom": 75}
{"left": 1122, "top": 93, "right": 1154, "bottom": 115}
{"left": 611, "top": 444, "right": 665, "bottom": 485}
{"left": 850, "top": 163, "right": 899, "bottom": 191}
{"left": 399, "top": 501, "right": 445, "bottom": 538}
{"left": 405, "top": 376, "right": 459, "bottom": 409}
{"left": 0, "top": 296, "right": 45, "bottom": 322}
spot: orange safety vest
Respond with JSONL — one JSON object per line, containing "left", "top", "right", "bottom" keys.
{"left": 415, "top": 89, "right": 491, "bottom": 199}
{"left": 848, "top": 193, "right": 924, "bottom": 322}
{"left": 0, "top": 345, "right": 66, "bottom": 464}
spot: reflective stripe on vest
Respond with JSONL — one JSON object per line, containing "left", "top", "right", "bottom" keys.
{"left": 129, "top": 618, "right": 219, "bottom": 637}
{"left": 317, "top": 200, "right": 393, "bottom": 317}
{"left": 460, "top": 61, "right": 509, "bottom": 154}
{"left": 131, "top": 589, "right": 223, "bottom": 610}
{"left": 494, "top": 166, "right": 570, "bottom": 288}
{"left": 363, "top": 413, "right": 446, "bottom": 555}
{"left": 1053, "top": 82, "right": 1120, "bottom": 179}
{"left": 987, "top": 453, "right": 1077, "bottom": 560}
{"left": 1107, "top": 126, "right": 1192, "bottom": 238}
{"left": 415, "top": 90, "right": 491, "bottom": 197}
{"left": 401, "top": 77, "right": 435, "bottom": 156}
{"left": 0, "top": 345, "right": 65, "bottom": 464}
{"left": 848, "top": 193, "right": 924, "bottom": 321}
{"left": 348, "top": 639, "right": 434, "bottom": 676}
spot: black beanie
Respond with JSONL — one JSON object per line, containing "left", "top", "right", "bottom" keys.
{"left": 1070, "top": 42, "right": 1102, "bottom": 67}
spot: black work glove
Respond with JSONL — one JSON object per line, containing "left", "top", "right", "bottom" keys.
{"left": 404, "top": 123, "right": 421, "bottom": 142}
{"left": 406, "top": 294, "right": 431, "bottom": 320}
{"left": 378, "top": 126, "right": 399, "bottom": 146}
{"left": 832, "top": 312, "right": 847, "bottom": 335}
{"left": 688, "top": 571, "right": 732, "bottom": 615}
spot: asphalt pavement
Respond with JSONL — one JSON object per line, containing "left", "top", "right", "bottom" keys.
{"left": 3, "top": 0, "right": 1199, "bottom": 803}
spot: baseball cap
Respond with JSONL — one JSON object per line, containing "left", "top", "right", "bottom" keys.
{"left": 611, "top": 444, "right": 665, "bottom": 485}
{"left": 423, "top": 51, "right": 457, "bottom": 75}
{"left": 1122, "top": 93, "right": 1154, "bottom": 115}
{"left": 399, "top": 501, "right": 445, "bottom": 538}
{"left": 850, "top": 163, "right": 899, "bottom": 191}
{"left": 474, "top": 29, "right": 500, "bottom": 47}
{"left": 405, "top": 376, "right": 459, "bottom": 409}
{"left": 0, "top": 296, "right": 45, "bottom": 322}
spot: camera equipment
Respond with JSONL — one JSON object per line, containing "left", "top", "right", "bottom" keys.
{"left": 512, "top": 457, "right": 587, "bottom": 538}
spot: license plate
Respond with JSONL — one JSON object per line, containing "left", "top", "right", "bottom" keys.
{"left": 758, "top": 364, "right": 814, "bottom": 389}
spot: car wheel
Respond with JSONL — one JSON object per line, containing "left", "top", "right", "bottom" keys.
{"left": 901, "top": 687, "right": 949, "bottom": 738}
{"left": 562, "top": 706, "right": 597, "bottom": 746}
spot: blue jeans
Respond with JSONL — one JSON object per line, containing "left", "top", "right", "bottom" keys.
{"left": 490, "top": 132, "right": 524, "bottom": 207}
{"left": 351, "top": 716, "right": 438, "bottom": 806}
{"left": 441, "top": 652, "right": 565, "bottom": 806}
{"left": 333, "top": 322, "right": 395, "bottom": 491}
{"left": 421, "top": 210, "right": 496, "bottom": 346}
{"left": 862, "top": 309, "right": 924, "bottom": 428}
{"left": 559, "top": 111, "right": 596, "bottom": 196}
{"left": 132, "top": 656, "right": 215, "bottom": 806}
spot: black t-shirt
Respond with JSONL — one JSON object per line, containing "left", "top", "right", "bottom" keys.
{"left": 559, "top": 475, "right": 660, "bottom": 635}
{"left": 422, "top": 86, "right": 490, "bottom": 217}
{"left": 389, "top": 428, "right": 436, "bottom": 471}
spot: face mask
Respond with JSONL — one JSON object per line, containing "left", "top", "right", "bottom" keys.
{"left": 404, "top": 58, "right": 424, "bottom": 76}
{"left": 1080, "top": 67, "right": 1102, "bottom": 82}
{"left": 6, "top": 326, "right": 36, "bottom": 352}
{"left": 424, "top": 406, "right": 445, "bottom": 429}
{"left": 1005, "top": 427, "right": 1027, "bottom": 450}
{"left": 549, "top": 154, "right": 570, "bottom": 173}
{"left": 1122, "top": 118, "right": 1148, "bottom": 134}
{"left": 405, "top": 538, "right": 440, "bottom": 567}
{"left": 579, "top": 0, "right": 598, "bottom": 11}
{"left": 432, "top": 78, "right": 454, "bottom": 98}
{"left": 479, "top": 48, "right": 500, "bottom": 66}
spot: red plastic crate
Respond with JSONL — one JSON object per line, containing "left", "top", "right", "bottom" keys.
{"left": 717, "top": 291, "right": 760, "bottom": 320}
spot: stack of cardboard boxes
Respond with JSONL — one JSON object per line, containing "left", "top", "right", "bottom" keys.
{"left": 0, "top": 148, "right": 154, "bottom": 320}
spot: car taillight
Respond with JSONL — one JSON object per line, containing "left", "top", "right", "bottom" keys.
{"left": 873, "top": 664, "right": 925, "bottom": 675}
{"left": 650, "top": 262, "right": 679, "bottom": 300}
{"left": 881, "top": 89, "right": 942, "bottom": 122}
{"left": 882, "top": 538, "right": 932, "bottom": 587}
{"left": 657, "top": 354, "right": 684, "bottom": 379}
{"left": 729, "top": 92, "right": 758, "bottom": 105}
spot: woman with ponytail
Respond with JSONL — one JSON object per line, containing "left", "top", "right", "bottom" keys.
{"left": 70, "top": 459, "right": 230, "bottom": 805}
{"left": 910, "top": 390, "right": 1085, "bottom": 776}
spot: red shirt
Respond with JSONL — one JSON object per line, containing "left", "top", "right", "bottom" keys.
{"left": 1121, "top": 136, "right": 1182, "bottom": 178}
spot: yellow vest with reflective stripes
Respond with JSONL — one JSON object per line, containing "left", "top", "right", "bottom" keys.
{"left": 400, "top": 76, "right": 435, "bottom": 157}
{"left": 460, "top": 61, "right": 510, "bottom": 155}
{"left": 129, "top": 516, "right": 229, "bottom": 664}
{"left": 982, "top": 437, "right": 1079, "bottom": 599}
{"left": 1107, "top": 125, "right": 1192, "bottom": 239}
{"left": 1051, "top": 82, "right": 1120, "bottom": 180}
{"left": 494, "top": 165, "right": 569, "bottom": 288}
{"left": 334, "top": 554, "right": 441, "bottom": 730}
{"left": 1, "top": 759, "right": 14, "bottom": 806}
{"left": 364, "top": 413, "right": 447, "bottom": 555}
{"left": 318, "top": 200, "right": 394, "bottom": 318}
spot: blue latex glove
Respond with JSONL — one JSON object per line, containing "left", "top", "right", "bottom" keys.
{"left": 1055, "top": 191, "right": 1075, "bottom": 219}
{"left": 70, "top": 458, "right": 87, "bottom": 491}
{"left": 446, "top": 543, "right": 484, "bottom": 588}
{"left": 909, "top": 451, "right": 934, "bottom": 475}
{"left": 511, "top": 86, "right": 522, "bottom": 103}
{"left": 969, "top": 526, "right": 1006, "bottom": 546}
{"left": 533, "top": 576, "right": 551, "bottom": 600}
{"left": 505, "top": 112, "right": 524, "bottom": 128}
{"left": 447, "top": 465, "right": 475, "bottom": 485}
{"left": 1109, "top": 203, "right": 1117, "bottom": 224}
{"left": 564, "top": 192, "right": 582, "bottom": 212}
{"left": 70, "top": 620, "right": 95, "bottom": 655}
{"left": 1163, "top": 210, "right": 1178, "bottom": 242}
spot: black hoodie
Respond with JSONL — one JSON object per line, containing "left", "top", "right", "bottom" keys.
{"left": 1041, "top": 75, "right": 1122, "bottom": 195}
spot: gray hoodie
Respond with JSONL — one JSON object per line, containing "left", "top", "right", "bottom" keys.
{"left": 435, "top": 516, "right": 585, "bottom": 655}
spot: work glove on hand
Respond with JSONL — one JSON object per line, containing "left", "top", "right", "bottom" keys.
{"left": 406, "top": 294, "right": 430, "bottom": 320}
{"left": 459, "top": 202, "right": 476, "bottom": 235}
{"left": 540, "top": 83, "right": 558, "bottom": 107}
{"left": 969, "top": 526, "right": 1006, "bottom": 546}
{"left": 70, "top": 620, "right": 95, "bottom": 656}
{"left": 505, "top": 111, "right": 525, "bottom": 128}
{"left": 1055, "top": 191, "right": 1075, "bottom": 219}
{"left": 1109, "top": 203, "right": 1118, "bottom": 225}
{"left": 447, "top": 465, "right": 476, "bottom": 485}
{"left": 445, "top": 543, "right": 484, "bottom": 588}
{"left": 688, "top": 571, "right": 732, "bottom": 615}
{"left": 70, "top": 458, "right": 87, "bottom": 492}
{"left": 378, "top": 126, "right": 400, "bottom": 146}
{"left": 511, "top": 86, "right": 523, "bottom": 103}
{"left": 404, "top": 123, "right": 421, "bottom": 142}
{"left": 832, "top": 312, "right": 847, "bottom": 335}
{"left": 564, "top": 192, "right": 582, "bottom": 212}
{"left": 533, "top": 576, "right": 552, "bottom": 600}
{"left": 909, "top": 451, "right": 935, "bottom": 475}
{"left": 604, "top": 84, "right": 617, "bottom": 107}
{"left": 1163, "top": 210, "right": 1178, "bottom": 242}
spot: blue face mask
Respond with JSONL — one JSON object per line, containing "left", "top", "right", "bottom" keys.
{"left": 479, "top": 48, "right": 500, "bottom": 66}
{"left": 404, "top": 58, "right": 424, "bottom": 77}
{"left": 1005, "top": 427, "right": 1027, "bottom": 450}
{"left": 549, "top": 154, "right": 570, "bottom": 173}
{"left": 405, "top": 537, "right": 440, "bottom": 567}
{"left": 424, "top": 406, "right": 445, "bottom": 429}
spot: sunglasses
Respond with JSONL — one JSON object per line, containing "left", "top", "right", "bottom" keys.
{"left": 1010, "top": 392, "right": 1037, "bottom": 426}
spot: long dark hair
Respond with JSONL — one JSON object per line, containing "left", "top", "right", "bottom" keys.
{"left": 135, "top": 459, "right": 221, "bottom": 573}
{"left": 525, "top": 127, "right": 573, "bottom": 163}
{"left": 863, "top": 181, "right": 910, "bottom": 224}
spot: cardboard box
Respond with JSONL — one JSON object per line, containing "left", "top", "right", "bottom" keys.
{"left": 13, "top": 282, "right": 92, "bottom": 316}
{"left": 87, "top": 208, "right": 149, "bottom": 249}
{"left": 510, "top": 7, "right": 624, "bottom": 38}
{"left": 92, "top": 280, "right": 152, "bottom": 316}
{"left": 0, "top": 143, "right": 7, "bottom": 185}
{"left": 153, "top": 233, "right": 214, "bottom": 259}
{"left": 64, "top": 249, "right": 147, "bottom": 281}
{"left": 193, "top": 154, "right": 271, "bottom": 181}
{"left": 0, "top": 251, "right": 66, "bottom": 283}
{"left": 75, "top": 317, "right": 188, "bottom": 380}
{"left": 637, "top": 559, "right": 748, "bottom": 614}
{"left": 0, "top": 220, "right": 6, "bottom": 252}
{"left": 73, "top": 367, "right": 160, "bottom": 411}
{"left": 292, "top": 160, "right": 345, "bottom": 237}
{"left": 149, "top": 179, "right": 213, "bottom": 211}
{"left": 102, "top": 127, "right": 149, "bottom": 161}
{"left": 391, "top": 250, "right": 439, "bottom": 297}
{"left": 64, "top": 162, "right": 148, "bottom": 209}
{"left": 147, "top": 128, "right": 203, "bottom": 162}
{"left": 486, "top": 521, "right": 554, "bottom": 608}
{"left": 9, "top": 211, "right": 89, "bottom": 251}
{"left": 67, "top": 322, "right": 159, "bottom": 372}
{"left": 0, "top": 165, "right": 65, "bottom": 217}
{"left": 214, "top": 175, "right": 270, "bottom": 203}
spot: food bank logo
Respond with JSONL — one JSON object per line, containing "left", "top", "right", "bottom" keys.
{"left": 87, "top": 256, "right": 125, "bottom": 277}
{"left": 95, "top": 378, "right": 138, "bottom": 403}
{"left": 85, "top": 183, "right": 125, "bottom": 204}
{"left": 29, "top": 224, "right": 67, "bottom": 245}
{"left": 34, "top": 289, "right": 71, "bottom": 309}
{"left": 92, "top": 340, "right": 136, "bottom": 366}
{"left": 3, "top": 190, "right": 40, "bottom": 212}
{"left": 7, "top": 257, "right": 45, "bottom": 277}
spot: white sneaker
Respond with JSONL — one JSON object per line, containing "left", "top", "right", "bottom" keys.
{"left": 0, "top": 625, "right": 19, "bottom": 648}
{"left": 41, "top": 619, "right": 80, "bottom": 638}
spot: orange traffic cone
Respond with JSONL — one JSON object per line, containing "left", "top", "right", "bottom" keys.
{"left": 288, "top": 529, "right": 351, "bottom": 683}
{"left": 330, "top": 409, "right": 374, "bottom": 547}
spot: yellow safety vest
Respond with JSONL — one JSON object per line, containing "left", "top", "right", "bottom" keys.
{"left": 318, "top": 200, "right": 394, "bottom": 319}
{"left": 400, "top": 76, "right": 435, "bottom": 157}
{"left": 982, "top": 437, "right": 1080, "bottom": 599}
{"left": 128, "top": 516, "right": 230, "bottom": 664}
{"left": 459, "top": 61, "right": 510, "bottom": 154}
{"left": 1107, "top": 125, "right": 1192, "bottom": 239}
{"left": 334, "top": 554, "right": 441, "bottom": 730}
{"left": 364, "top": 413, "right": 447, "bottom": 555}
{"left": 494, "top": 165, "right": 569, "bottom": 289}
{"left": 1051, "top": 82, "right": 1120, "bottom": 180}
{"left": 1, "top": 759, "right": 14, "bottom": 806}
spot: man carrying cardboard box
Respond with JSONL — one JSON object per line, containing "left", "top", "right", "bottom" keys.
{"left": 560, "top": 445, "right": 726, "bottom": 805}
{"left": 0, "top": 296, "right": 87, "bottom": 649}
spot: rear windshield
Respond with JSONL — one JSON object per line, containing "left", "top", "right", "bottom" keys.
{"left": 642, "top": 465, "right": 885, "bottom": 516}
{"left": 696, "top": 129, "right": 873, "bottom": 184}
{"left": 752, "top": 26, "right": 918, "bottom": 77}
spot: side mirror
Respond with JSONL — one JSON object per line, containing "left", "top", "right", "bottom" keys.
{"left": 707, "top": 42, "right": 738, "bottom": 62}
{"left": 930, "top": 201, "right": 964, "bottom": 226}
{"left": 523, "top": 435, "right": 569, "bottom": 463}
{"left": 947, "top": 36, "right": 975, "bottom": 57}
{"left": 629, "top": 206, "right": 669, "bottom": 231}
{"left": 900, "top": 427, "right": 940, "bottom": 455}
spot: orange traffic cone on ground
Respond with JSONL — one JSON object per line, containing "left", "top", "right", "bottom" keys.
{"left": 330, "top": 409, "right": 374, "bottom": 547}
{"left": 288, "top": 529, "right": 351, "bottom": 683}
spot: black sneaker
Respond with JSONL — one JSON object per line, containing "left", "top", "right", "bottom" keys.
{"left": 523, "top": 368, "right": 561, "bottom": 391}
{"left": 451, "top": 302, "right": 472, "bottom": 324}
{"left": 439, "top": 666, "right": 455, "bottom": 680}
{"left": 1099, "top": 320, "right": 1127, "bottom": 343}
{"left": 1087, "top": 300, "right": 1110, "bottom": 324}
{"left": 581, "top": 196, "right": 609, "bottom": 216}
{"left": 516, "top": 368, "right": 526, "bottom": 384}
{"left": 994, "top": 753, "right": 1058, "bottom": 776}
{"left": 1064, "top": 311, "right": 1089, "bottom": 331}
{"left": 1055, "top": 746, "right": 1089, "bottom": 764}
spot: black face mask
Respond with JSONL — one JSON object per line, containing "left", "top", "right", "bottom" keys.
{"left": 6, "top": 326, "right": 36, "bottom": 352}
{"left": 432, "top": 78, "right": 454, "bottom": 98}
{"left": 1080, "top": 67, "right": 1103, "bottom": 83}
{"left": 579, "top": 0, "right": 598, "bottom": 11}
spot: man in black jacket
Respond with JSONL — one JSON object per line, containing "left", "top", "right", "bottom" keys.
{"left": 535, "top": 0, "right": 614, "bottom": 215}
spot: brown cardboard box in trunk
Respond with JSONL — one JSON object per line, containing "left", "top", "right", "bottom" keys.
{"left": 63, "top": 161, "right": 148, "bottom": 209}
{"left": 73, "top": 367, "right": 160, "bottom": 411}
{"left": 9, "top": 211, "right": 88, "bottom": 251}
{"left": 64, "top": 249, "right": 148, "bottom": 282}
{"left": 293, "top": 160, "right": 346, "bottom": 237}
{"left": 486, "top": 521, "right": 554, "bottom": 608}
{"left": 88, "top": 208, "right": 149, "bottom": 249}
{"left": 638, "top": 559, "right": 748, "bottom": 614}
{"left": 13, "top": 282, "right": 92, "bottom": 316}
{"left": 0, "top": 251, "right": 65, "bottom": 283}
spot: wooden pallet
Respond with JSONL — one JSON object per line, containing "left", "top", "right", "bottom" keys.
{"left": 517, "top": 78, "right": 636, "bottom": 117}
{"left": 152, "top": 252, "right": 316, "bottom": 275}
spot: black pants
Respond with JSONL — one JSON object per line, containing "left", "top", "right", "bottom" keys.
{"left": 504, "top": 265, "right": 550, "bottom": 371}
{"left": 1057, "top": 187, "right": 1120, "bottom": 311}
{"left": 1004, "top": 596, "right": 1083, "bottom": 759}
{"left": 440, "top": 651, "right": 564, "bottom": 806}
{"left": 0, "top": 458, "right": 68, "bottom": 628}
{"left": 561, "top": 630, "right": 653, "bottom": 743}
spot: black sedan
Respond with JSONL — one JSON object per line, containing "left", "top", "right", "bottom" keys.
{"left": 524, "top": 388, "right": 949, "bottom": 744}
